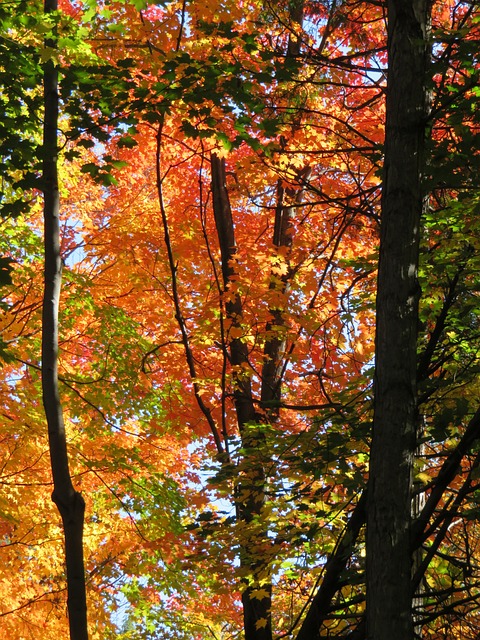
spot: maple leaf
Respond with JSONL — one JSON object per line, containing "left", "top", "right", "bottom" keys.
{"left": 229, "top": 325, "right": 244, "bottom": 339}
{"left": 250, "top": 588, "right": 270, "bottom": 600}
{"left": 255, "top": 617, "right": 268, "bottom": 630}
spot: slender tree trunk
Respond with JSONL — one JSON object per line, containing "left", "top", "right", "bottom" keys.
{"left": 42, "top": 2, "right": 88, "bottom": 638}
{"left": 260, "top": 0, "right": 306, "bottom": 413}
{"left": 296, "top": 491, "right": 367, "bottom": 640}
{"left": 211, "top": 153, "right": 272, "bottom": 640}
{"left": 366, "top": 1, "right": 431, "bottom": 639}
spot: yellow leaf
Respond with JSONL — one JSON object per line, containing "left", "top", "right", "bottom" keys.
{"left": 39, "top": 46, "right": 57, "bottom": 63}
{"left": 415, "top": 472, "right": 431, "bottom": 485}
{"left": 255, "top": 618, "right": 268, "bottom": 630}
{"left": 251, "top": 588, "right": 270, "bottom": 600}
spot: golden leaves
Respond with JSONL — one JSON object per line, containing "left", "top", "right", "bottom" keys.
{"left": 255, "top": 617, "right": 268, "bottom": 630}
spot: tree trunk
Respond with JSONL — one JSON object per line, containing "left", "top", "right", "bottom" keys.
{"left": 42, "top": 2, "right": 88, "bottom": 638}
{"left": 296, "top": 491, "right": 367, "bottom": 640}
{"left": 366, "top": 1, "right": 431, "bottom": 639}
{"left": 211, "top": 153, "right": 272, "bottom": 640}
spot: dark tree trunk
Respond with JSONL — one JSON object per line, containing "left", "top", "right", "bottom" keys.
{"left": 42, "top": 2, "right": 88, "bottom": 639}
{"left": 260, "top": 0, "right": 306, "bottom": 415}
{"left": 296, "top": 491, "right": 367, "bottom": 640}
{"left": 211, "top": 153, "right": 272, "bottom": 640}
{"left": 366, "top": 1, "right": 431, "bottom": 639}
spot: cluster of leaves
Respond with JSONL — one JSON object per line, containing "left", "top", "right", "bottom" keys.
{"left": 0, "top": 0, "right": 479, "bottom": 638}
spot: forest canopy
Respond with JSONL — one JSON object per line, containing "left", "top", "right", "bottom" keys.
{"left": 0, "top": 1, "right": 479, "bottom": 639}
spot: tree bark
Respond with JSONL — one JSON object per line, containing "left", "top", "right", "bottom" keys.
{"left": 42, "top": 2, "right": 88, "bottom": 638}
{"left": 211, "top": 153, "right": 272, "bottom": 640}
{"left": 260, "top": 0, "right": 307, "bottom": 414}
{"left": 366, "top": 1, "right": 431, "bottom": 639}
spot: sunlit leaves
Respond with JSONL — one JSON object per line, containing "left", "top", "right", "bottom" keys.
{"left": 1, "top": 0, "right": 480, "bottom": 638}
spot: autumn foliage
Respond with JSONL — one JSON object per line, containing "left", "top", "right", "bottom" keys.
{"left": 0, "top": 0, "right": 479, "bottom": 638}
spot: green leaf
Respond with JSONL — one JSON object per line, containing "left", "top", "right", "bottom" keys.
{"left": 117, "top": 135, "right": 138, "bottom": 149}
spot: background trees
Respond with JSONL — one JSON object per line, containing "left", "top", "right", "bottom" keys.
{"left": 0, "top": 0, "right": 479, "bottom": 638}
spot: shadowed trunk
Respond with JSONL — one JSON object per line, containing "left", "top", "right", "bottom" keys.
{"left": 366, "top": 1, "right": 431, "bottom": 638}
{"left": 42, "top": 1, "right": 88, "bottom": 638}
{"left": 211, "top": 153, "right": 272, "bottom": 640}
